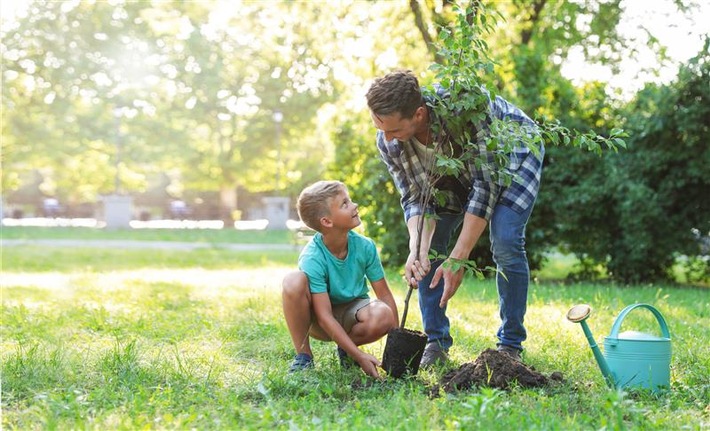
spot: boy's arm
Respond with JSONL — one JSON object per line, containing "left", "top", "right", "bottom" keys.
{"left": 311, "top": 293, "right": 353, "bottom": 349}
{"left": 311, "top": 293, "right": 382, "bottom": 378}
{"left": 370, "top": 278, "right": 399, "bottom": 325}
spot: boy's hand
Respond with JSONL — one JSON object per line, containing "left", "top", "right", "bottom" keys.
{"left": 356, "top": 352, "right": 383, "bottom": 379}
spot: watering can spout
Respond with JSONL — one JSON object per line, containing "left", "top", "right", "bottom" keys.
{"left": 568, "top": 303, "right": 672, "bottom": 391}
{"left": 567, "top": 304, "right": 615, "bottom": 388}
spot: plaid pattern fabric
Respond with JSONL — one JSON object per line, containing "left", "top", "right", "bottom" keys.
{"left": 377, "top": 88, "right": 544, "bottom": 221}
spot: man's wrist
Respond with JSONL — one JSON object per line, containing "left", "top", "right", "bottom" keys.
{"left": 449, "top": 247, "right": 471, "bottom": 260}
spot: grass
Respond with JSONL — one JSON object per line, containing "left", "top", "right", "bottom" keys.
{"left": 1, "top": 226, "right": 294, "bottom": 244}
{"left": 3, "top": 246, "right": 297, "bottom": 272}
{"left": 2, "top": 229, "right": 709, "bottom": 430}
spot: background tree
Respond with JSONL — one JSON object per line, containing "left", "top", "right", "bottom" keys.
{"left": 2, "top": 0, "right": 706, "bottom": 283}
{"left": 495, "top": 0, "right": 709, "bottom": 282}
{"left": 347, "top": 0, "right": 633, "bottom": 270}
{"left": 599, "top": 45, "right": 707, "bottom": 282}
{"left": 350, "top": 0, "right": 707, "bottom": 286}
{"left": 1, "top": 1, "right": 163, "bottom": 205}
{"left": 1, "top": 0, "right": 340, "bottom": 216}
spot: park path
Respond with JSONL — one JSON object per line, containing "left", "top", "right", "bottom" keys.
{"left": 2, "top": 239, "right": 302, "bottom": 251}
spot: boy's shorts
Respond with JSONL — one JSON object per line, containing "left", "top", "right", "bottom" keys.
{"left": 326, "top": 297, "right": 375, "bottom": 333}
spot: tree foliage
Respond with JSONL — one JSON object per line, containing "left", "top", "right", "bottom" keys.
{"left": 495, "top": 1, "right": 709, "bottom": 283}
{"left": 542, "top": 44, "right": 710, "bottom": 283}
{"left": 352, "top": 1, "right": 626, "bottom": 271}
{"left": 2, "top": 0, "right": 706, "bottom": 284}
{"left": 1, "top": 0, "right": 339, "bottom": 212}
{"left": 609, "top": 44, "right": 708, "bottom": 282}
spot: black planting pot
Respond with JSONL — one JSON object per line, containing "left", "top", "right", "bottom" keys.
{"left": 382, "top": 327, "right": 428, "bottom": 378}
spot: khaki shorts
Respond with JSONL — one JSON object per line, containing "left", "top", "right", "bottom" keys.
{"left": 315, "top": 297, "right": 375, "bottom": 333}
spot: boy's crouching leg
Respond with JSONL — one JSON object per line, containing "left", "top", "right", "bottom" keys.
{"left": 282, "top": 271, "right": 315, "bottom": 356}
{"left": 282, "top": 271, "right": 310, "bottom": 304}
{"left": 351, "top": 300, "right": 398, "bottom": 345}
{"left": 282, "top": 271, "right": 312, "bottom": 320}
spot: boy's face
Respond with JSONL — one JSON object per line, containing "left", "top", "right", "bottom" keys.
{"left": 325, "top": 188, "right": 360, "bottom": 230}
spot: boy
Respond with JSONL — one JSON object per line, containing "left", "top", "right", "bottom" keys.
{"left": 282, "top": 180, "right": 399, "bottom": 378}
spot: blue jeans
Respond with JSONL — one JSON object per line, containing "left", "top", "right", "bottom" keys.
{"left": 418, "top": 202, "right": 535, "bottom": 351}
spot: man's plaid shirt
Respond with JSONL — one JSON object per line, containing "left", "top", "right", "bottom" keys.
{"left": 377, "top": 88, "right": 544, "bottom": 222}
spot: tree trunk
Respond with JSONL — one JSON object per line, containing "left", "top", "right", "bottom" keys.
{"left": 219, "top": 185, "right": 237, "bottom": 225}
{"left": 520, "top": 0, "right": 547, "bottom": 45}
{"left": 409, "top": 0, "right": 440, "bottom": 63}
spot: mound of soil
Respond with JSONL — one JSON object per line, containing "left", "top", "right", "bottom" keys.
{"left": 432, "top": 348, "right": 564, "bottom": 395}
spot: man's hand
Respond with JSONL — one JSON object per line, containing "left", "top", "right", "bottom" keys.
{"left": 404, "top": 215, "right": 435, "bottom": 287}
{"left": 405, "top": 251, "right": 430, "bottom": 288}
{"left": 356, "top": 352, "right": 383, "bottom": 379}
{"left": 430, "top": 258, "right": 466, "bottom": 308}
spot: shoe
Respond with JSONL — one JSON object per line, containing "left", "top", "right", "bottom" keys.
{"left": 497, "top": 345, "right": 522, "bottom": 362}
{"left": 337, "top": 346, "right": 357, "bottom": 369}
{"left": 420, "top": 342, "right": 449, "bottom": 368}
{"left": 288, "top": 353, "right": 314, "bottom": 372}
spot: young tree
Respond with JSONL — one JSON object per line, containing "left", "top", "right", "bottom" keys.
{"left": 350, "top": 1, "right": 626, "bottom": 274}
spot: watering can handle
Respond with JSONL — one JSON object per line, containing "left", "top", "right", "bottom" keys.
{"left": 608, "top": 303, "right": 671, "bottom": 340}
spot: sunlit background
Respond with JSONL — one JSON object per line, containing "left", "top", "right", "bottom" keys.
{"left": 1, "top": 0, "right": 708, "bottom": 284}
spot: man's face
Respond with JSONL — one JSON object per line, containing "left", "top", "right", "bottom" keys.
{"left": 370, "top": 108, "right": 422, "bottom": 142}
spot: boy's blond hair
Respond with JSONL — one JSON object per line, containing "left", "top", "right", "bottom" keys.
{"left": 297, "top": 180, "right": 346, "bottom": 232}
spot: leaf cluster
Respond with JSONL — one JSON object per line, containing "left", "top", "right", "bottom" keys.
{"left": 410, "top": 1, "right": 627, "bottom": 277}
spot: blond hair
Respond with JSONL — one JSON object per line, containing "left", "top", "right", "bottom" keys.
{"left": 297, "top": 180, "right": 346, "bottom": 232}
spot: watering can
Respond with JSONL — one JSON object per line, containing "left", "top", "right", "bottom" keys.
{"left": 567, "top": 303, "right": 671, "bottom": 392}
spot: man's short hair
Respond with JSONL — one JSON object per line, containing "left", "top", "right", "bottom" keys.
{"left": 366, "top": 70, "right": 423, "bottom": 119}
{"left": 297, "top": 180, "right": 346, "bottom": 232}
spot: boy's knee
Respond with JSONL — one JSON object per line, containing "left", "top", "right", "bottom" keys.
{"left": 282, "top": 271, "right": 309, "bottom": 297}
{"left": 361, "top": 301, "right": 397, "bottom": 333}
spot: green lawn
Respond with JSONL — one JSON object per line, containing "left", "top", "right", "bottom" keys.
{"left": 2, "top": 230, "right": 709, "bottom": 430}
{"left": 1, "top": 226, "right": 295, "bottom": 244}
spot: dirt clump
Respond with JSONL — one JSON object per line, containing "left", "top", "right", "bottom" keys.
{"left": 432, "top": 348, "right": 564, "bottom": 396}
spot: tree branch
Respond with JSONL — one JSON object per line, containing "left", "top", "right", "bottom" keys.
{"left": 409, "top": 0, "right": 440, "bottom": 63}
{"left": 465, "top": 0, "right": 478, "bottom": 26}
{"left": 520, "top": 0, "right": 546, "bottom": 45}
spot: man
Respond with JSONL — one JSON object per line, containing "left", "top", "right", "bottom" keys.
{"left": 366, "top": 70, "right": 544, "bottom": 366}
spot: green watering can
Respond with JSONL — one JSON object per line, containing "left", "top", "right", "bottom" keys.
{"left": 567, "top": 303, "right": 671, "bottom": 392}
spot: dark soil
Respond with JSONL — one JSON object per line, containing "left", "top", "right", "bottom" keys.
{"left": 382, "top": 327, "right": 428, "bottom": 378}
{"left": 431, "top": 348, "right": 564, "bottom": 396}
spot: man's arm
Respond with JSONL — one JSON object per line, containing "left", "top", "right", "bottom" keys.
{"left": 450, "top": 212, "right": 487, "bottom": 261}
{"left": 405, "top": 214, "right": 436, "bottom": 286}
{"left": 377, "top": 132, "right": 425, "bottom": 222}
{"left": 430, "top": 212, "right": 488, "bottom": 307}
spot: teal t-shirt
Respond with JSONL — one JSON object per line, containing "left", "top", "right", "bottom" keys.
{"left": 298, "top": 231, "right": 385, "bottom": 305}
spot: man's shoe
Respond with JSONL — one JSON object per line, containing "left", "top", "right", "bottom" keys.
{"left": 420, "top": 343, "right": 449, "bottom": 368}
{"left": 497, "top": 345, "right": 522, "bottom": 362}
{"left": 337, "top": 346, "right": 358, "bottom": 369}
{"left": 288, "top": 353, "right": 314, "bottom": 373}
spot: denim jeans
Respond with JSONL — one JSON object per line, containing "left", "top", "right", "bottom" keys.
{"left": 417, "top": 202, "right": 535, "bottom": 351}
